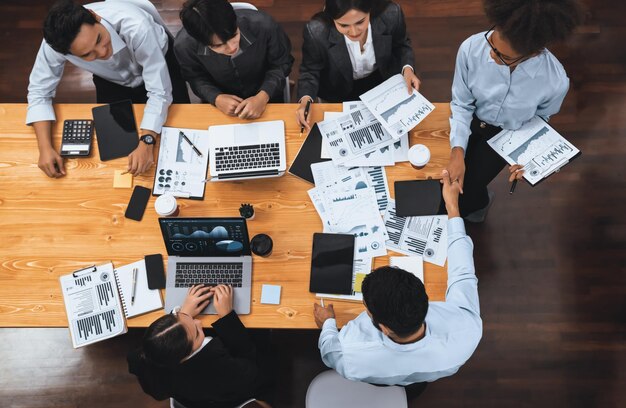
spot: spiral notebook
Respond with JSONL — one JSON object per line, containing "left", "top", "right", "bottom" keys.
{"left": 113, "top": 260, "right": 163, "bottom": 319}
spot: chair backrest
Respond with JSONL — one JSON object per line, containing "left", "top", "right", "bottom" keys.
{"left": 231, "top": 2, "right": 259, "bottom": 11}
{"left": 306, "top": 370, "right": 408, "bottom": 408}
{"left": 106, "top": 0, "right": 172, "bottom": 37}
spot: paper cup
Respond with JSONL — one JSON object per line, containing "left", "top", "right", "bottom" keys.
{"left": 408, "top": 144, "right": 431, "bottom": 169}
{"left": 155, "top": 193, "right": 179, "bottom": 217}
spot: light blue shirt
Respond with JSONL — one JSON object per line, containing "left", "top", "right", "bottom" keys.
{"left": 449, "top": 32, "right": 569, "bottom": 151}
{"left": 26, "top": 2, "right": 172, "bottom": 133}
{"left": 318, "top": 217, "right": 482, "bottom": 385}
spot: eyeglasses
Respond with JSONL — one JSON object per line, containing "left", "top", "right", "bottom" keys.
{"left": 484, "top": 26, "right": 526, "bottom": 67}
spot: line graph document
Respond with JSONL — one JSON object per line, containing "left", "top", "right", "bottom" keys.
{"left": 360, "top": 74, "right": 435, "bottom": 137}
{"left": 487, "top": 116, "right": 580, "bottom": 185}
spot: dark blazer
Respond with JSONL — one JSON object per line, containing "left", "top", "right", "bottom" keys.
{"left": 297, "top": 1, "right": 415, "bottom": 102}
{"left": 127, "top": 311, "right": 270, "bottom": 408}
{"left": 174, "top": 9, "right": 294, "bottom": 104}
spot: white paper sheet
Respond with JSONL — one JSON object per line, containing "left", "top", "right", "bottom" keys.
{"left": 360, "top": 74, "right": 435, "bottom": 137}
{"left": 383, "top": 200, "right": 447, "bottom": 266}
{"left": 487, "top": 116, "right": 580, "bottom": 185}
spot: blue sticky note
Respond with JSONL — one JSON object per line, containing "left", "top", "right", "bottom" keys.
{"left": 261, "top": 284, "right": 281, "bottom": 305}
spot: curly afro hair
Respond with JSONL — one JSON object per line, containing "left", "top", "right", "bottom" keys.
{"left": 484, "top": 0, "right": 583, "bottom": 55}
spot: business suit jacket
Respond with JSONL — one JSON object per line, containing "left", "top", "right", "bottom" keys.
{"left": 174, "top": 9, "right": 294, "bottom": 105}
{"left": 297, "top": 1, "right": 415, "bottom": 102}
{"left": 127, "top": 311, "right": 271, "bottom": 408}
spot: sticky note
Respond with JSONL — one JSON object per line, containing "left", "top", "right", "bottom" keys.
{"left": 114, "top": 170, "right": 133, "bottom": 188}
{"left": 261, "top": 284, "right": 281, "bottom": 305}
{"left": 354, "top": 273, "right": 367, "bottom": 293}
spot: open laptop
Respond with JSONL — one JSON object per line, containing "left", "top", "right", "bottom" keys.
{"left": 159, "top": 217, "right": 252, "bottom": 314}
{"left": 207, "top": 120, "right": 287, "bottom": 181}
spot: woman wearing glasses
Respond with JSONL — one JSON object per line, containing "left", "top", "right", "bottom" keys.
{"left": 296, "top": 0, "right": 419, "bottom": 130}
{"left": 127, "top": 285, "right": 273, "bottom": 408}
{"left": 447, "top": 0, "right": 582, "bottom": 222}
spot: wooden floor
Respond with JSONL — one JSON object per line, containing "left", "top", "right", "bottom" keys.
{"left": 1, "top": 0, "right": 626, "bottom": 407}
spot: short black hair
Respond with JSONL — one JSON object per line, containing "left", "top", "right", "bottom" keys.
{"left": 362, "top": 266, "right": 428, "bottom": 337}
{"left": 316, "top": 0, "right": 390, "bottom": 23}
{"left": 484, "top": 0, "right": 583, "bottom": 55}
{"left": 180, "top": 0, "right": 238, "bottom": 46}
{"left": 141, "top": 314, "right": 192, "bottom": 367}
{"left": 43, "top": 0, "right": 97, "bottom": 55}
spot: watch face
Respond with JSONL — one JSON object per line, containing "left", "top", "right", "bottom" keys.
{"left": 141, "top": 135, "right": 155, "bottom": 144}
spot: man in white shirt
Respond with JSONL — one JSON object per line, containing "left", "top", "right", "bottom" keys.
{"left": 26, "top": 0, "right": 189, "bottom": 178}
{"left": 313, "top": 169, "right": 482, "bottom": 391}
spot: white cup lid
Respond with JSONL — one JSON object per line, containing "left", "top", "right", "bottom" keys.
{"left": 155, "top": 194, "right": 177, "bottom": 215}
{"left": 408, "top": 144, "right": 431, "bottom": 166}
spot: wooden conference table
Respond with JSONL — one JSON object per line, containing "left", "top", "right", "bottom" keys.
{"left": 0, "top": 103, "right": 451, "bottom": 329}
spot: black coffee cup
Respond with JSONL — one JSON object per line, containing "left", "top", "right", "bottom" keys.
{"left": 250, "top": 234, "right": 273, "bottom": 257}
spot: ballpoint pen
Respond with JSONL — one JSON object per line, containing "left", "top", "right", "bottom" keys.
{"left": 300, "top": 98, "right": 312, "bottom": 137}
{"left": 131, "top": 267, "right": 137, "bottom": 305}
{"left": 320, "top": 298, "right": 325, "bottom": 308}
{"left": 509, "top": 179, "right": 518, "bottom": 194}
{"left": 180, "top": 131, "right": 203, "bottom": 157}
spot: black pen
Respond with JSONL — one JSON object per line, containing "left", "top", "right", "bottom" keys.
{"left": 300, "top": 99, "right": 312, "bottom": 137}
{"left": 179, "top": 131, "right": 202, "bottom": 157}
{"left": 509, "top": 179, "right": 518, "bottom": 195}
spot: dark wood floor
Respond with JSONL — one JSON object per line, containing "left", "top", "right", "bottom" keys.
{"left": 1, "top": 1, "right": 626, "bottom": 407}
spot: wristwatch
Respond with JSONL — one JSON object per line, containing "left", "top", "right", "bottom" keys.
{"left": 139, "top": 134, "right": 155, "bottom": 145}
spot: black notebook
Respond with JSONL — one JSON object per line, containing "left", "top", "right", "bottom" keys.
{"left": 394, "top": 179, "right": 447, "bottom": 217}
{"left": 309, "top": 233, "right": 354, "bottom": 295}
{"left": 288, "top": 124, "right": 331, "bottom": 184}
{"left": 92, "top": 100, "right": 139, "bottom": 161}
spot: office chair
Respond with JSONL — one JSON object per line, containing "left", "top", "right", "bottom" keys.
{"left": 171, "top": 397, "right": 271, "bottom": 408}
{"left": 305, "top": 370, "right": 408, "bottom": 408}
{"left": 106, "top": 0, "right": 173, "bottom": 38}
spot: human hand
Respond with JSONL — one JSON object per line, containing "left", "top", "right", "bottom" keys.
{"left": 127, "top": 142, "right": 155, "bottom": 176}
{"left": 295, "top": 97, "right": 313, "bottom": 132}
{"left": 508, "top": 164, "right": 525, "bottom": 182}
{"left": 180, "top": 284, "right": 214, "bottom": 318}
{"left": 215, "top": 94, "right": 244, "bottom": 116}
{"left": 440, "top": 169, "right": 462, "bottom": 218}
{"left": 38, "top": 146, "right": 65, "bottom": 178}
{"left": 313, "top": 302, "right": 335, "bottom": 329}
{"left": 402, "top": 66, "right": 421, "bottom": 93}
{"left": 445, "top": 147, "right": 466, "bottom": 194}
{"left": 234, "top": 91, "right": 269, "bottom": 120}
{"left": 213, "top": 284, "right": 234, "bottom": 318}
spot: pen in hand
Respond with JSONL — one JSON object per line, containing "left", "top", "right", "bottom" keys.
{"left": 509, "top": 166, "right": 524, "bottom": 194}
{"left": 509, "top": 179, "right": 518, "bottom": 195}
{"left": 300, "top": 99, "right": 312, "bottom": 137}
{"left": 180, "top": 131, "right": 203, "bottom": 157}
{"left": 131, "top": 267, "right": 138, "bottom": 305}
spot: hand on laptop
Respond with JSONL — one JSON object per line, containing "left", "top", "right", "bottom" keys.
{"left": 181, "top": 285, "right": 214, "bottom": 318}
{"left": 213, "top": 284, "right": 234, "bottom": 318}
{"left": 313, "top": 302, "right": 335, "bottom": 329}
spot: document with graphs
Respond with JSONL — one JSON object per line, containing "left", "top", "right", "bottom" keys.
{"left": 383, "top": 200, "right": 448, "bottom": 267}
{"left": 360, "top": 74, "right": 435, "bottom": 137}
{"left": 60, "top": 263, "right": 127, "bottom": 348}
{"left": 487, "top": 116, "right": 581, "bottom": 185}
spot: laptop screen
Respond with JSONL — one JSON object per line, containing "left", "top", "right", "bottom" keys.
{"left": 159, "top": 217, "right": 251, "bottom": 257}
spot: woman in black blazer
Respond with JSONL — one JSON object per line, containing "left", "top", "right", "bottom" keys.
{"left": 296, "top": 0, "right": 420, "bottom": 130}
{"left": 127, "top": 285, "right": 273, "bottom": 408}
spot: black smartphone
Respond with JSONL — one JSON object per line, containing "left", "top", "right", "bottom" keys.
{"left": 125, "top": 186, "right": 151, "bottom": 221}
{"left": 144, "top": 254, "right": 166, "bottom": 290}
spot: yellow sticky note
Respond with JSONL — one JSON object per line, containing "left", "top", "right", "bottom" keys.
{"left": 354, "top": 273, "right": 367, "bottom": 293}
{"left": 113, "top": 170, "right": 133, "bottom": 188}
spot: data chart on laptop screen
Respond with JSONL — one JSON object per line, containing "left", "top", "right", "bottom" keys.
{"left": 159, "top": 218, "right": 250, "bottom": 257}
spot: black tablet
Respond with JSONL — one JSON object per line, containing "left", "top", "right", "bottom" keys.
{"left": 92, "top": 100, "right": 139, "bottom": 161}
{"left": 309, "top": 233, "right": 354, "bottom": 295}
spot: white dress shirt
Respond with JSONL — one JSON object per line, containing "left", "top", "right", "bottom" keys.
{"left": 450, "top": 32, "right": 569, "bottom": 151}
{"left": 318, "top": 217, "right": 482, "bottom": 385}
{"left": 344, "top": 23, "right": 377, "bottom": 80}
{"left": 26, "top": 2, "right": 172, "bottom": 133}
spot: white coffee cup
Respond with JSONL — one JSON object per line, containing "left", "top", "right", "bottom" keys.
{"left": 408, "top": 144, "right": 431, "bottom": 169}
{"left": 155, "top": 193, "right": 179, "bottom": 217}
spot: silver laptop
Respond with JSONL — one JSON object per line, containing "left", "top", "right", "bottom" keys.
{"left": 207, "top": 120, "right": 287, "bottom": 181}
{"left": 160, "top": 217, "right": 252, "bottom": 314}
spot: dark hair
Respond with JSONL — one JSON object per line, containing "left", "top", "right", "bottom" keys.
{"left": 484, "top": 0, "right": 583, "bottom": 55}
{"left": 362, "top": 266, "right": 428, "bottom": 337}
{"left": 141, "top": 314, "right": 192, "bottom": 367}
{"left": 43, "top": 0, "right": 97, "bottom": 55}
{"left": 180, "top": 0, "right": 238, "bottom": 46}
{"left": 317, "top": 0, "right": 390, "bottom": 23}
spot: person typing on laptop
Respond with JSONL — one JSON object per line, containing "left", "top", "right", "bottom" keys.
{"left": 128, "top": 284, "right": 274, "bottom": 408}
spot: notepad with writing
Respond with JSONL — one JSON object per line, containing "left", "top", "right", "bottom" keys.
{"left": 113, "top": 260, "right": 163, "bottom": 319}
{"left": 390, "top": 256, "right": 424, "bottom": 282}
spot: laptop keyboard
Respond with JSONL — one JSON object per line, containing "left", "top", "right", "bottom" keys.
{"left": 215, "top": 143, "right": 280, "bottom": 172}
{"left": 175, "top": 262, "right": 243, "bottom": 288}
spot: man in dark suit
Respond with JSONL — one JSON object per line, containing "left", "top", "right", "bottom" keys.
{"left": 174, "top": 0, "right": 294, "bottom": 119}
